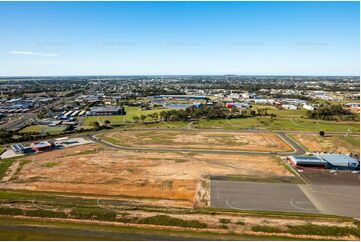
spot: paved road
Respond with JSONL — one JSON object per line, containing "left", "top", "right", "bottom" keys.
{"left": 276, "top": 132, "right": 306, "bottom": 155}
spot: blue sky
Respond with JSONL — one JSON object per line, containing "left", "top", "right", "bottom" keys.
{"left": 0, "top": 1, "right": 359, "bottom": 76}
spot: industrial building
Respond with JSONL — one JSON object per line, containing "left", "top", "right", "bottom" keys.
{"left": 11, "top": 144, "right": 32, "bottom": 154}
{"left": 86, "top": 106, "right": 126, "bottom": 116}
{"left": 288, "top": 154, "right": 359, "bottom": 170}
{"left": 282, "top": 104, "right": 297, "bottom": 110}
{"left": 225, "top": 103, "right": 250, "bottom": 109}
{"left": 150, "top": 95, "right": 210, "bottom": 101}
{"left": 30, "top": 141, "right": 53, "bottom": 152}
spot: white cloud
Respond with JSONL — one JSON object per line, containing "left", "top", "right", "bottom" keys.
{"left": 9, "top": 51, "right": 58, "bottom": 57}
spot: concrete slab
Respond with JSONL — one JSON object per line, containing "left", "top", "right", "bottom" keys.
{"left": 0, "top": 149, "right": 23, "bottom": 159}
{"left": 211, "top": 180, "right": 319, "bottom": 214}
{"left": 300, "top": 184, "right": 360, "bottom": 218}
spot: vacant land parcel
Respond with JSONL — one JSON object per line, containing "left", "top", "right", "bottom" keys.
{"left": 0, "top": 143, "right": 293, "bottom": 207}
{"left": 98, "top": 130, "right": 292, "bottom": 152}
{"left": 290, "top": 134, "right": 360, "bottom": 153}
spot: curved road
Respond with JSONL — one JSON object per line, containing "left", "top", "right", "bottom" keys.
{"left": 88, "top": 129, "right": 306, "bottom": 156}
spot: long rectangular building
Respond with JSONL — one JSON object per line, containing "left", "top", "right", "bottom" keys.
{"left": 87, "top": 106, "right": 126, "bottom": 116}
{"left": 288, "top": 154, "right": 359, "bottom": 170}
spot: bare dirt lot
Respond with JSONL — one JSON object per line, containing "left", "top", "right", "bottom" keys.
{"left": 98, "top": 130, "right": 292, "bottom": 152}
{"left": 290, "top": 134, "right": 360, "bottom": 154}
{"left": 0, "top": 144, "right": 293, "bottom": 207}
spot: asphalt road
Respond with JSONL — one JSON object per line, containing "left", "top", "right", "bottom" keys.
{"left": 211, "top": 180, "right": 318, "bottom": 213}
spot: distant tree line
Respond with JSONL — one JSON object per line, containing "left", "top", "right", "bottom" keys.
{"left": 131, "top": 105, "right": 276, "bottom": 123}
{"left": 307, "top": 104, "right": 358, "bottom": 121}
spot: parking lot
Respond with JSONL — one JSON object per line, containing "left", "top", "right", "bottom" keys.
{"left": 299, "top": 169, "right": 359, "bottom": 186}
{"left": 211, "top": 169, "right": 360, "bottom": 218}
{"left": 211, "top": 180, "right": 319, "bottom": 214}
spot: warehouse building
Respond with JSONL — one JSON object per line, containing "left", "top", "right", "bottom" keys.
{"left": 11, "top": 144, "right": 32, "bottom": 154}
{"left": 86, "top": 106, "right": 126, "bottom": 116}
{"left": 288, "top": 154, "right": 359, "bottom": 170}
{"left": 31, "top": 141, "right": 53, "bottom": 152}
{"left": 288, "top": 155, "right": 327, "bottom": 168}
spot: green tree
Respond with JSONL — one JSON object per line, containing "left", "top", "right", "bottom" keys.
{"left": 92, "top": 121, "right": 100, "bottom": 130}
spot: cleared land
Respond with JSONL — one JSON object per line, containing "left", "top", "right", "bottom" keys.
{"left": 98, "top": 130, "right": 293, "bottom": 152}
{"left": 290, "top": 134, "right": 360, "bottom": 153}
{"left": 0, "top": 143, "right": 293, "bottom": 207}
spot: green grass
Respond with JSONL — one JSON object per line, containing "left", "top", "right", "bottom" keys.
{"left": 287, "top": 224, "right": 359, "bottom": 237}
{"left": 252, "top": 224, "right": 359, "bottom": 237}
{"left": 130, "top": 121, "right": 189, "bottom": 129}
{"left": 0, "top": 158, "right": 16, "bottom": 179}
{"left": 339, "top": 135, "right": 360, "bottom": 148}
{"left": 137, "top": 215, "right": 207, "bottom": 229}
{"left": 0, "top": 148, "right": 6, "bottom": 155}
{"left": 41, "top": 161, "right": 61, "bottom": 168}
{"left": 41, "top": 126, "right": 68, "bottom": 135}
{"left": 81, "top": 106, "right": 165, "bottom": 127}
{"left": 211, "top": 174, "right": 304, "bottom": 184}
{"left": 19, "top": 125, "right": 47, "bottom": 134}
{"left": 252, "top": 225, "right": 284, "bottom": 233}
{"left": 219, "top": 218, "right": 231, "bottom": 224}
{"left": 0, "top": 216, "right": 317, "bottom": 241}
{"left": 194, "top": 116, "right": 360, "bottom": 132}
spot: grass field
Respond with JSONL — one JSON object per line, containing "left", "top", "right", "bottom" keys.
{"left": 0, "top": 216, "right": 335, "bottom": 241}
{"left": 81, "top": 106, "right": 165, "bottom": 127}
{"left": 289, "top": 134, "right": 360, "bottom": 153}
{"left": 41, "top": 126, "right": 68, "bottom": 134}
{"left": 19, "top": 125, "right": 47, "bottom": 134}
{"left": 0, "top": 191, "right": 357, "bottom": 241}
{"left": 194, "top": 116, "right": 360, "bottom": 132}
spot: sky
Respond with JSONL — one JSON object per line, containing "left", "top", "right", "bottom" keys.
{"left": 0, "top": 1, "right": 359, "bottom": 76}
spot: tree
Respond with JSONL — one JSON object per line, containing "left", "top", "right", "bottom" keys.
{"left": 92, "top": 121, "right": 100, "bottom": 130}
{"left": 319, "top": 131, "right": 325, "bottom": 137}
{"left": 132, "top": 116, "right": 139, "bottom": 123}
{"left": 140, "top": 115, "right": 147, "bottom": 122}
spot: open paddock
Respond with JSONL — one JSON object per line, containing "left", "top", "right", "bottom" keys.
{"left": 289, "top": 134, "right": 360, "bottom": 154}
{"left": 97, "top": 130, "right": 293, "bottom": 152}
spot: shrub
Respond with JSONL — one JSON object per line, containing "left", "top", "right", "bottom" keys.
{"left": 25, "top": 209, "right": 67, "bottom": 218}
{"left": 287, "top": 224, "right": 360, "bottom": 237}
{"left": 70, "top": 207, "right": 116, "bottom": 221}
{"left": 235, "top": 220, "right": 245, "bottom": 225}
{"left": 251, "top": 225, "right": 284, "bottom": 233}
{"left": 219, "top": 218, "right": 231, "bottom": 224}
{"left": 138, "top": 215, "right": 207, "bottom": 229}
{"left": 0, "top": 207, "right": 24, "bottom": 216}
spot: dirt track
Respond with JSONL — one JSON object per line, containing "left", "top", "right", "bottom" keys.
{"left": 99, "top": 130, "right": 293, "bottom": 152}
